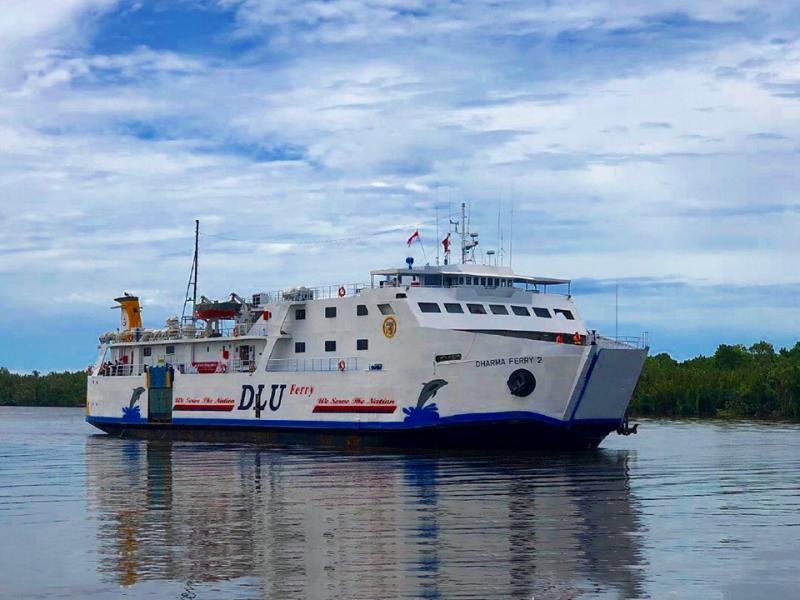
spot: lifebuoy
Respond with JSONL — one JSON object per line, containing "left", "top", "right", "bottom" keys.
{"left": 338, "top": 360, "right": 346, "bottom": 371}
{"left": 573, "top": 332, "right": 581, "bottom": 345}
{"left": 338, "top": 286, "right": 346, "bottom": 297}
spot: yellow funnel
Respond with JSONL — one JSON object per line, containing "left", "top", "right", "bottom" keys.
{"left": 115, "top": 295, "right": 142, "bottom": 330}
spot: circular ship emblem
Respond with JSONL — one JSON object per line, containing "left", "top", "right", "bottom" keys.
{"left": 382, "top": 316, "right": 397, "bottom": 339}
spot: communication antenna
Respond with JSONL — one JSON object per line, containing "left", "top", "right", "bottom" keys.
{"left": 615, "top": 283, "right": 619, "bottom": 340}
{"left": 460, "top": 202, "right": 467, "bottom": 263}
{"left": 435, "top": 204, "right": 440, "bottom": 266}
{"left": 500, "top": 228, "right": 504, "bottom": 267}
{"left": 496, "top": 202, "right": 501, "bottom": 263}
{"left": 509, "top": 198, "right": 514, "bottom": 268}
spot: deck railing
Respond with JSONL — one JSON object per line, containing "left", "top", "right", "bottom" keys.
{"left": 93, "top": 359, "right": 257, "bottom": 377}
{"left": 94, "top": 363, "right": 146, "bottom": 377}
{"left": 599, "top": 333, "right": 649, "bottom": 350}
{"left": 250, "top": 280, "right": 563, "bottom": 306}
{"left": 252, "top": 283, "right": 371, "bottom": 306}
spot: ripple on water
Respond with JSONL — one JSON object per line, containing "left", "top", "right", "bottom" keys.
{"left": 1, "top": 408, "right": 800, "bottom": 599}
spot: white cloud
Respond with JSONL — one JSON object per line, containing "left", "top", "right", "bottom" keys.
{"left": 1, "top": 0, "right": 800, "bottom": 367}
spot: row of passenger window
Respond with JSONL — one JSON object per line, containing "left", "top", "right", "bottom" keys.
{"left": 293, "top": 301, "right": 573, "bottom": 321}
{"left": 417, "top": 302, "right": 574, "bottom": 320}
{"left": 296, "top": 304, "right": 378, "bottom": 320}
{"left": 294, "top": 339, "right": 369, "bottom": 353}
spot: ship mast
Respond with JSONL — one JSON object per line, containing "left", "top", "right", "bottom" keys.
{"left": 457, "top": 202, "right": 478, "bottom": 263}
{"left": 181, "top": 219, "right": 200, "bottom": 324}
{"left": 192, "top": 219, "right": 199, "bottom": 313}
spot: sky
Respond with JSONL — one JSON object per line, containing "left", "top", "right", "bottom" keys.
{"left": 1, "top": 0, "right": 799, "bottom": 371}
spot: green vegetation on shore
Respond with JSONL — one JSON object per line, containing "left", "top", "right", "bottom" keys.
{"left": 2, "top": 340, "right": 800, "bottom": 419}
{"left": 0, "top": 368, "right": 85, "bottom": 407}
{"left": 630, "top": 341, "right": 800, "bottom": 419}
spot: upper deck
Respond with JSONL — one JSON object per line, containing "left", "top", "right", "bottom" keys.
{"left": 247, "top": 263, "right": 572, "bottom": 309}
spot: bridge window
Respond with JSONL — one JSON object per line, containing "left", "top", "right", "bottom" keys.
{"left": 295, "top": 308, "right": 306, "bottom": 320}
{"left": 444, "top": 303, "right": 464, "bottom": 313}
{"left": 489, "top": 304, "right": 508, "bottom": 315}
{"left": 166, "top": 345, "right": 175, "bottom": 355}
{"left": 325, "top": 306, "right": 337, "bottom": 318}
{"left": 378, "top": 303, "right": 394, "bottom": 315}
{"left": 467, "top": 303, "right": 487, "bottom": 315}
{"left": 533, "top": 307, "right": 552, "bottom": 318}
{"left": 418, "top": 302, "right": 441, "bottom": 313}
{"left": 295, "top": 342, "right": 306, "bottom": 353}
{"left": 357, "top": 339, "right": 368, "bottom": 351}
{"left": 554, "top": 309, "right": 574, "bottom": 320}
{"left": 466, "top": 276, "right": 472, "bottom": 285}
{"left": 511, "top": 306, "right": 530, "bottom": 316}
{"left": 458, "top": 276, "right": 464, "bottom": 285}
{"left": 356, "top": 304, "right": 368, "bottom": 316}
{"left": 325, "top": 340, "right": 336, "bottom": 352}
{"left": 143, "top": 347, "right": 152, "bottom": 357}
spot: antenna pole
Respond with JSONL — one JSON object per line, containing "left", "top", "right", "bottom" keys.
{"left": 497, "top": 202, "right": 501, "bottom": 264}
{"left": 509, "top": 198, "right": 514, "bottom": 268}
{"left": 460, "top": 202, "right": 467, "bottom": 264}
{"left": 435, "top": 204, "right": 440, "bottom": 266}
{"left": 615, "top": 283, "right": 619, "bottom": 340}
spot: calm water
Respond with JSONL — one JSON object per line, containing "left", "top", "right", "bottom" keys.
{"left": 1, "top": 408, "right": 799, "bottom": 599}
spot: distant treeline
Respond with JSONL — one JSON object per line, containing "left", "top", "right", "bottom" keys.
{"left": 0, "top": 368, "right": 85, "bottom": 407}
{"left": 630, "top": 341, "right": 800, "bottom": 419}
{"left": 3, "top": 341, "right": 800, "bottom": 418}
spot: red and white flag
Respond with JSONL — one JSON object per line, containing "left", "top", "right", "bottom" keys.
{"left": 406, "top": 230, "right": 420, "bottom": 246}
{"left": 441, "top": 233, "right": 451, "bottom": 253}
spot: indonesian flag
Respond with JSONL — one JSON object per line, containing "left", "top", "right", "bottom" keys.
{"left": 406, "top": 230, "right": 420, "bottom": 246}
{"left": 441, "top": 233, "right": 451, "bottom": 253}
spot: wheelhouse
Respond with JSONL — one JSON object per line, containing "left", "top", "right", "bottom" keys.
{"left": 370, "top": 265, "right": 571, "bottom": 295}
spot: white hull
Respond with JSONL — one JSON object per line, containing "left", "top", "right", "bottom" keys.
{"left": 87, "top": 336, "right": 645, "bottom": 448}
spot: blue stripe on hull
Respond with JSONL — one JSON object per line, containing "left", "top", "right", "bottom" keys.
{"left": 87, "top": 410, "right": 620, "bottom": 430}
{"left": 86, "top": 413, "right": 621, "bottom": 449}
{"left": 569, "top": 351, "right": 602, "bottom": 422}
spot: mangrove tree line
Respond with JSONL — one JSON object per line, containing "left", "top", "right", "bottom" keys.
{"left": 2, "top": 340, "right": 800, "bottom": 418}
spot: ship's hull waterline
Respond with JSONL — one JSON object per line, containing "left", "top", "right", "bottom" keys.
{"left": 88, "top": 418, "right": 621, "bottom": 450}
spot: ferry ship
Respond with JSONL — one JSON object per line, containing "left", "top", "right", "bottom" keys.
{"left": 86, "top": 207, "right": 648, "bottom": 449}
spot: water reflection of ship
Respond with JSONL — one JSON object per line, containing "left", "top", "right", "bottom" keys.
{"left": 85, "top": 437, "right": 645, "bottom": 598}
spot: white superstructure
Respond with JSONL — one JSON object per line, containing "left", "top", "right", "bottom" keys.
{"left": 86, "top": 210, "right": 647, "bottom": 449}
